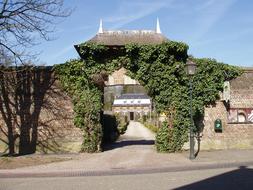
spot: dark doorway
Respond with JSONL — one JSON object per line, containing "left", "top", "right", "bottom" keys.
{"left": 130, "top": 112, "right": 134, "bottom": 120}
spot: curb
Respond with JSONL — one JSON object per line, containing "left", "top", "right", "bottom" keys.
{"left": 1, "top": 161, "right": 253, "bottom": 178}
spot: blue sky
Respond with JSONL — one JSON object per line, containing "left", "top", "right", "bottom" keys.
{"left": 35, "top": 0, "right": 253, "bottom": 67}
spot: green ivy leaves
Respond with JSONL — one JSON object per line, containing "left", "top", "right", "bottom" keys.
{"left": 55, "top": 41, "right": 241, "bottom": 153}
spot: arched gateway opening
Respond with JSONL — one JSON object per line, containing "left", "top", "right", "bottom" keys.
{"left": 73, "top": 20, "right": 167, "bottom": 150}
{"left": 103, "top": 67, "right": 155, "bottom": 150}
{"left": 104, "top": 68, "right": 152, "bottom": 121}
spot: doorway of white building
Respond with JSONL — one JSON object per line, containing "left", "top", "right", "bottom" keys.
{"left": 130, "top": 112, "right": 134, "bottom": 120}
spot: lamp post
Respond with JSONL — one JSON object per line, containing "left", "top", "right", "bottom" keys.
{"left": 185, "top": 59, "right": 197, "bottom": 160}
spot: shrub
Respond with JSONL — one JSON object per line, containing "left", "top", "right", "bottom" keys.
{"left": 102, "top": 114, "right": 119, "bottom": 143}
{"left": 144, "top": 123, "right": 159, "bottom": 133}
{"left": 156, "top": 122, "right": 184, "bottom": 152}
{"left": 116, "top": 115, "right": 128, "bottom": 135}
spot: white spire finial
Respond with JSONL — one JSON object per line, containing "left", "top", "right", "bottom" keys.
{"left": 98, "top": 19, "right": 103, "bottom": 34}
{"left": 156, "top": 18, "right": 161, "bottom": 34}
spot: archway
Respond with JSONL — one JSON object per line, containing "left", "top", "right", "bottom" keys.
{"left": 102, "top": 67, "right": 156, "bottom": 149}
{"left": 56, "top": 35, "right": 240, "bottom": 154}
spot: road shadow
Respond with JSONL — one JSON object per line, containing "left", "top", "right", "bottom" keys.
{"left": 175, "top": 166, "right": 253, "bottom": 190}
{"left": 103, "top": 139, "right": 155, "bottom": 151}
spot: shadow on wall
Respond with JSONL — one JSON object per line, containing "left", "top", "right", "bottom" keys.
{"left": 0, "top": 67, "right": 81, "bottom": 156}
{"left": 175, "top": 166, "right": 253, "bottom": 190}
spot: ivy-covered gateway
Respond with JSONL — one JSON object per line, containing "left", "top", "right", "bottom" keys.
{"left": 55, "top": 41, "right": 241, "bottom": 153}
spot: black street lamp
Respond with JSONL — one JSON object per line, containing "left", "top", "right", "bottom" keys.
{"left": 185, "top": 59, "right": 197, "bottom": 160}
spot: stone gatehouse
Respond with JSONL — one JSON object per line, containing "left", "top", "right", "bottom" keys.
{"left": 1, "top": 19, "right": 253, "bottom": 153}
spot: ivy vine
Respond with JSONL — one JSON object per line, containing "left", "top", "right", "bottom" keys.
{"left": 55, "top": 41, "right": 241, "bottom": 153}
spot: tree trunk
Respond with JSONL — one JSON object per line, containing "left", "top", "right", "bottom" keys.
{"left": 7, "top": 125, "right": 15, "bottom": 156}
{"left": 0, "top": 72, "right": 16, "bottom": 155}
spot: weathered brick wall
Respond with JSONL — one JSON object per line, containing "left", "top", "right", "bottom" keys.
{"left": 230, "top": 71, "right": 253, "bottom": 107}
{"left": 201, "top": 70, "right": 253, "bottom": 150}
{"left": 36, "top": 80, "right": 83, "bottom": 153}
{"left": 107, "top": 68, "right": 139, "bottom": 85}
{"left": 0, "top": 69, "right": 83, "bottom": 154}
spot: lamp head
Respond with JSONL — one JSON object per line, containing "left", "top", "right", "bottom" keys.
{"left": 185, "top": 59, "right": 197, "bottom": 76}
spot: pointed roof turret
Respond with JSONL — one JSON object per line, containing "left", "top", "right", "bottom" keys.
{"left": 156, "top": 18, "right": 161, "bottom": 34}
{"left": 98, "top": 19, "right": 103, "bottom": 34}
{"left": 75, "top": 18, "right": 169, "bottom": 56}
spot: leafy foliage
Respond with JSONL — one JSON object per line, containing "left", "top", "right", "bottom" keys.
{"left": 54, "top": 50, "right": 121, "bottom": 152}
{"left": 55, "top": 41, "right": 241, "bottom": 153}
{"left": 156, "top": 122, "right": 181, "bottom": 152}
{"left": 144, "top": 123, "right": 159, "bottom": 133}
{"left": 102, "top": 114, "right": 119, "bottom": 143}
{"left": 73, "top": 89, "right": 102, "bottom": 152}
{"left": 115, "top": 114, "right": 129, "bottom": 135}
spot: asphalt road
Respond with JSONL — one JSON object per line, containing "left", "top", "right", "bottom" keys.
{"left": 1, "top": 166, "right": 253, "bottom": 190}
{"left": 1, "top": 122, "right": 253, "bottom": 190}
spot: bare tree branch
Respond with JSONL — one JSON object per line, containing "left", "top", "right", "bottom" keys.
{"left": 0, "top": 0, "right": 72, "bottom": 65}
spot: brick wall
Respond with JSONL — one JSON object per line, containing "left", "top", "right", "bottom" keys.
{"left": 200, "top": 69, "right": 253, "bottom": 150}
{"left": 107, "top": 68, "right": 139, "bottom": 85}
{"left": 0, "top": 68, "right": 83, "bottom": 154}
{"left": 35, "top": 80, "right": 83, "bottom": 153}
{"left": 2, "top": 67, "right": 252, "bottom": 153}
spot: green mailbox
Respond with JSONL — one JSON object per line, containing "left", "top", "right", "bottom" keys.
{"left": 214, "top": 119, "right": 222, "bottom": 132}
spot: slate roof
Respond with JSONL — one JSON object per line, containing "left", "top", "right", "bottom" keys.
{"left": 86, "top": 30, "right": 168, "bottom": 46}
{"left": 116, "top": 93, "right": 150, "bottom": 99}
{"left": 113, "top": 104, "right": 150, "bottom": 107}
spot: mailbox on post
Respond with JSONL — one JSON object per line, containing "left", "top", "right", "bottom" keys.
{"left": 214, "top": 119, "right": 222, "bottom": 132}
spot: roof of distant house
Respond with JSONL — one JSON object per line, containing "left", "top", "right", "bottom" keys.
{"left": 116, "top": 93, "right": 150, "bottom": 100}
{"left": 113, "top": 93, "right": 151, "bottom": 107}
